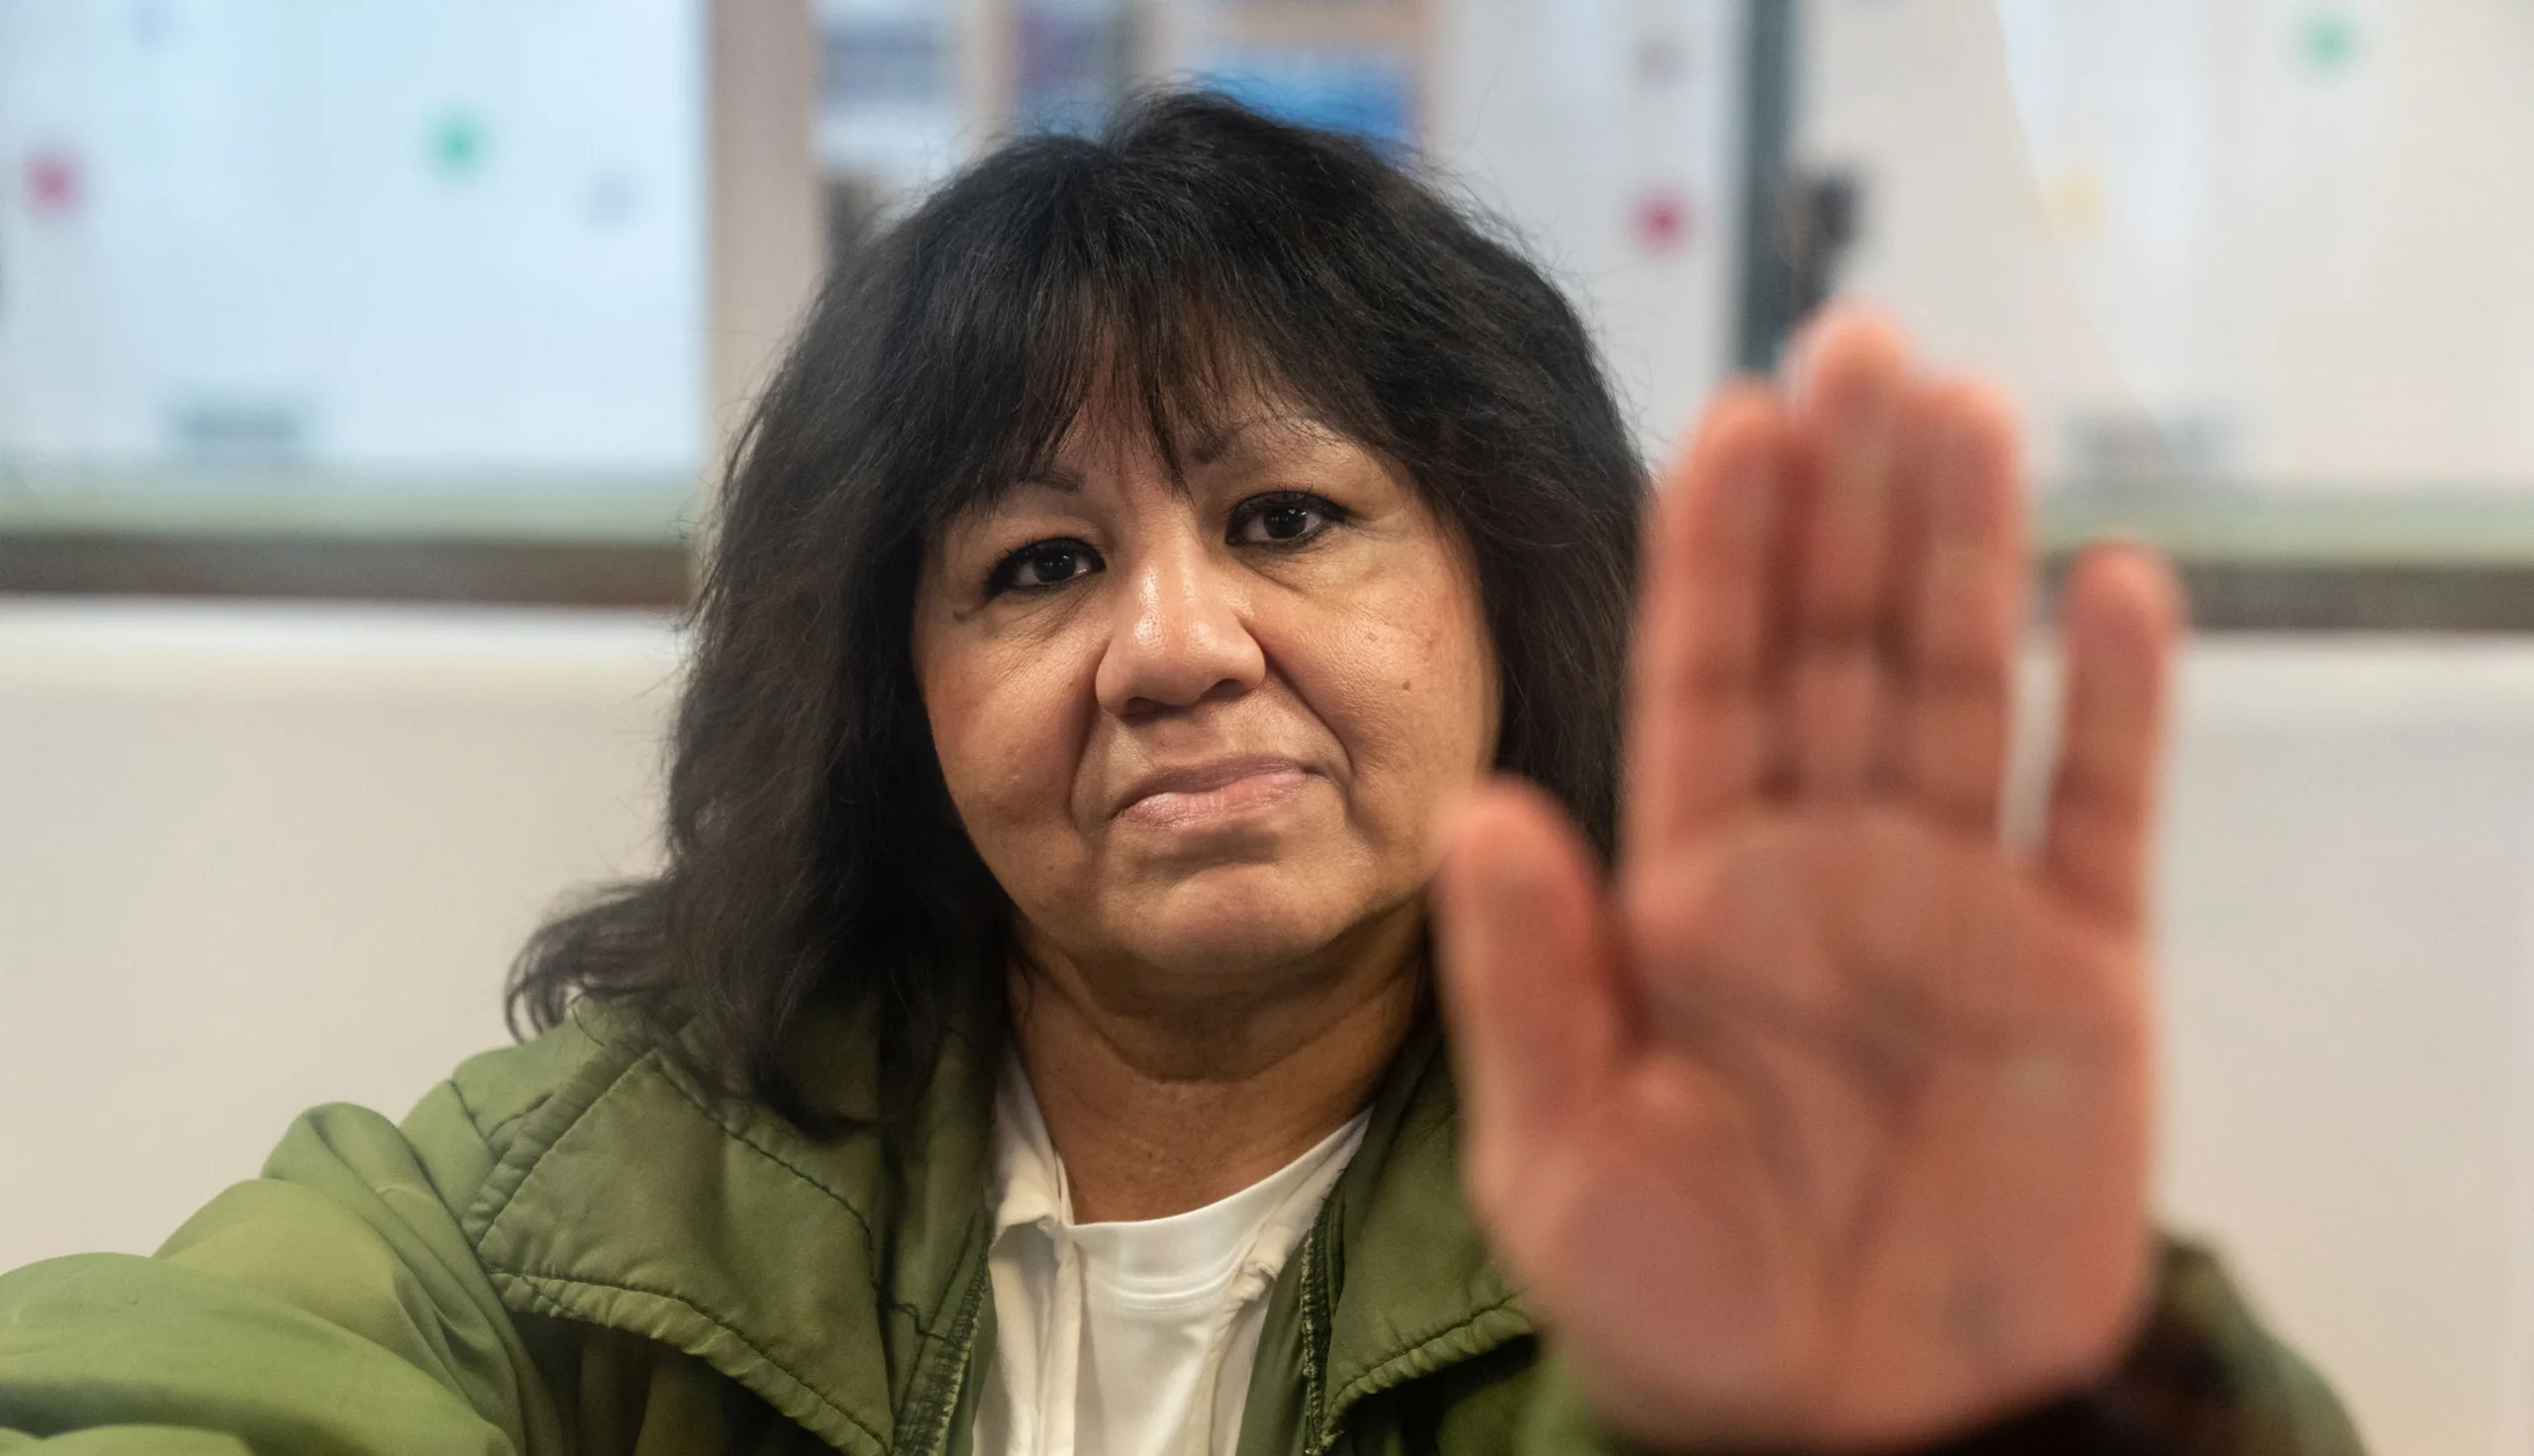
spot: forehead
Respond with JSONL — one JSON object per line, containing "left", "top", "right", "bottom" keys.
{"left": 1059, "top": 398, "right": 1341, "bottom": 470}
{"left": 995, "top": 380, "right": 1359, "bottom": 503}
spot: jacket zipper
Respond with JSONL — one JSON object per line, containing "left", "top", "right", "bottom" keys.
{"left": 902, "top": 1236, "right": 995, "bottom": 1456}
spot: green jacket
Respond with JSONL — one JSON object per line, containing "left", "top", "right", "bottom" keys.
{"left": 0, "top": 1009, "right": 2364, "bottom": 1456}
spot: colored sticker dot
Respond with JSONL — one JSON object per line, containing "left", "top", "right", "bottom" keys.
{"left": 1634, "top": 190, "right": 1692, "bottom": 251}
{"left": 432, "top": 113, "right": 487, "bottom": 176}
{"left": 2301, "top": 10, "right": 2359, "bottom": 71}
{"left": 25, "top": 150, "right": 80, "bottom": 214}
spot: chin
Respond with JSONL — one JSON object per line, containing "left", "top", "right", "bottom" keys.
{"left": 1112, "top": 863, "right": 1380, "bottom": 980}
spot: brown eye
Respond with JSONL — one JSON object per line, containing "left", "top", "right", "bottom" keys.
{"left": 1230, "top": 492, "right": 1345, "bottom": 546}
{"left": 989, "top": 538, "right": 1102, "bottom": 595}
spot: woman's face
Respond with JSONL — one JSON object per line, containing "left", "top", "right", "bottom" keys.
{"left": 912, "top": 395, "right": 1499, "bottom": 995}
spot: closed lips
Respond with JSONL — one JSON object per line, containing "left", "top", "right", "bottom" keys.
{"left": 1114, "top": 757, "right": 1317, "bottom": 825}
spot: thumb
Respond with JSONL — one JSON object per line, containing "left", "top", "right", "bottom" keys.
{"left": 1432, "top": 780, "right": 1625, "bottom": 1200}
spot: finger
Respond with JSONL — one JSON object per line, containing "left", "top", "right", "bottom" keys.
{"left": 2041, "top": 545, "right": 2185, "bottom": 928}
{"left": 1863, "top": 380, "right": 1947, "bottom": 788}
{"left": 1785, "top": 309, "right": 1910, "bottom": 797}
{"left": 1900, "top": 384, "right": 2031, "bottom": 833}
{"left": 1624, "top": 384, "right": 1793, "bottom": 863}
{"left": 1788, "top": 308, "right": 1913, "bottom": 633}
{"left": 1434, "top": 781, "right": 1625, "bottom": 1176}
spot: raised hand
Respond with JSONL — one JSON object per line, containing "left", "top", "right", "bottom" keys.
{"left": 1432, "top": 310, "right": 2183, "bottom": 1451}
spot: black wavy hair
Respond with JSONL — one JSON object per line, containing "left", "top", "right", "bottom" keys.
{"left": 509, "top": 91, "right": 1646, "bottom": 1126}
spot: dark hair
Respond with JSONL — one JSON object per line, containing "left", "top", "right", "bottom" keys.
{"left": 509, "top": 91, "right": 1645, "bottom": 1125}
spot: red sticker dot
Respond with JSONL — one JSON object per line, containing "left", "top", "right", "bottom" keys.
{"left": 1634, "top": 190, "right": 1692, "bottom": 251}
{"left": 26, "top": 151, "right": 81, "bottom": 215}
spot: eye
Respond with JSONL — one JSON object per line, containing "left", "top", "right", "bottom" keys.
{"left": 987, "top": 537, "right": 1103, "bottom": 595}
{"left": 1230, "top": 491, "right": 1347, "bottom": 546}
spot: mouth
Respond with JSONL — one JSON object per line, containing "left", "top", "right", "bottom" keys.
{"left": 1115, "top": 756, "right": 1318, "bottom": 831}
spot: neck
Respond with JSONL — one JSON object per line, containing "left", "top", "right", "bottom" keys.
{"left": 1009, "top": 906, "right": 1423, "bottom": 1223}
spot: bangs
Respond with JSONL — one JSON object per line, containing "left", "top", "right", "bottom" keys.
{"left": 881, "top": 127, "right": 1396, "bottom": 535}
{"left": 941, "top": 293, "right": 1302, "bottom": 525}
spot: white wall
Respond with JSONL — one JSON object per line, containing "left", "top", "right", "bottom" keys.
{"left": 2152, "top": 641, "right": 2534, "bottom": 1456}
{"left": 2, "top": 603, "right": 2529, "bottom": 1456}
{"left": 0, "top": 602, "right": 677, "bottom": 1266}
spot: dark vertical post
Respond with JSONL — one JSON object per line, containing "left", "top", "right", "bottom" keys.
{"left": 1733, "top": 0, "right": 1801, "bottom": 373}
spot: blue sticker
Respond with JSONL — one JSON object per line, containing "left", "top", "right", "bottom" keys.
{"left": 1192, "top": 48, "right": 1417, "bottom": 152}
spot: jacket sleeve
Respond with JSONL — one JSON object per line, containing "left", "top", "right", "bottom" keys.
{"left": 0, "top": 1099, "right": 562, "bottom": 1456}
{"left": 1516, "top": 1241, "right": 2368, "bottom": 1456}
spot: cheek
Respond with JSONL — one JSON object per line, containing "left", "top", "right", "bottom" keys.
{"left": 1295, "top": 562, "right": 1498, "bottom": 830}
{"left": 916, "top": 625, "right": 1097, "bottom": 856}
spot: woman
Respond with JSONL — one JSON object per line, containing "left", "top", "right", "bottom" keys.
{"left": 0, "top": 94, "right": 2360, "bottom": 1455}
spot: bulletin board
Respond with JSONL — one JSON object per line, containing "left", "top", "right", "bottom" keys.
{"left": 1997, "top": 1, "right": 2534, "bottom": 511}
{"left": 0, "top": 0, "right": 708, "bottom": 543}
{"left": 1804, "top": 0, "right": 2534, "bottom": 620}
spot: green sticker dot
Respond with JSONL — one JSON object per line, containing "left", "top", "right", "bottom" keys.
{"left": 2301, "top": 10, "right": 2360, "bottom": 71}
{"left": 432, "top": 113, "right": 486, "bottom": 176}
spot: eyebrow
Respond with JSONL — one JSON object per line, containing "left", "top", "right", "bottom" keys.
{"left": 1011, "top": 464, "right": 1086, "bottom": 495}
{"left": 1185, "top": 417, "right": 1255, "bottom": 467}
{"left": 1189, "top": 413, "right": 1328, "bottom": 466}
{"left": 1000, "top": 412, "right": 1331, "bottom": 500}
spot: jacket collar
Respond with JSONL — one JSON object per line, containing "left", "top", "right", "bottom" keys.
{"left": 459, "top": 1006, "right": 998, "bottom": 1456}
{"left": 457, "top": 1007, "right": 1529, "bottom": 1456}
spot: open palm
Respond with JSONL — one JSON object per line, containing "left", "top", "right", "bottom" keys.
{"left": 1434, "top": 312, "right": 2182, "bottom": 1451}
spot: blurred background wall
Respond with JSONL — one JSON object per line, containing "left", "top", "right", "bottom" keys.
{"left": 4, "top": 3, "right": 2532, "bottom": 1455}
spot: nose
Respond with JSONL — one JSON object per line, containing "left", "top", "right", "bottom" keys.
{"left": 1093, "top": 535, "right": 1267, "bottom": 719}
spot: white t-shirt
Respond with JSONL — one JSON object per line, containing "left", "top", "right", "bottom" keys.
{"left": 973, "top": 1066, "right": 1369, "bottom": 1456}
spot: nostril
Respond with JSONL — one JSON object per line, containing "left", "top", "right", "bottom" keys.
{"left": 1098, "top": 629, "right": 1265, "bottom": 717}
{"left": 1114, "top": 673, "right": 1250, "bottom": 724}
